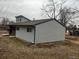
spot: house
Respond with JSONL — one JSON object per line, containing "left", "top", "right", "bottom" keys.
{"left": 9, "top": 15, "right": 65, "bottom": 43}
{"left": 68, "top": 25, "right": 79, "bottom": 36}
{"left": 0, "top": 25, "right": 8, "bottom": 30}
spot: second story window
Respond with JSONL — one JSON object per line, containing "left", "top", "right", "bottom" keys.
{"left": 19, "top": 18, "right": 21, "bottom": 22}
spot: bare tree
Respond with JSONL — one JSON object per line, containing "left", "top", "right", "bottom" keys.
{"left": 41, "top": 0, "right": 79, "bottom": 26}
{"left": 41, "top": 0, "right": 67, "bottom": 18}
{"left": 59, "top": 7, "right": 72, "bottom": 26}
{"left": 1, "top": 17, "right": 9, "bottom": 25}
{"left": 59, "top": 7, "right": 79, "bottom": 26}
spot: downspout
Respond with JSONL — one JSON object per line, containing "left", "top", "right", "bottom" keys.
{"left": 34, "top": 26, "right": 36, "bottom": 44}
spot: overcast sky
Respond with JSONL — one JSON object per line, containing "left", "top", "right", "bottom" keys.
{"left": 0, "top": 0, "right": 79, "bottom": 24}
{"left": 0, "top": 0, "right": 48, "bottom": 21}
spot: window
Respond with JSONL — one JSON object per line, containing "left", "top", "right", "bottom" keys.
{"left": 16, "top": 27, "right": 20, "bottom": 30}
{"left": 19, "top": 18, "right": 21, "bottom": 22}
{"left": 27, "top": 27, "right": 32, "bottom": 32}
{"left": 16, "top": 18, "right": 21, "bottom": 22}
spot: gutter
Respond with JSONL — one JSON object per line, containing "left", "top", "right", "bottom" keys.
{"left": 34, "top": 26, "right": 36, "bottom": 44}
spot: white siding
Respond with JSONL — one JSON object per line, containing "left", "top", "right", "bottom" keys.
{"left": 35, "top": 20, "right": 65, "bottom": 43}
{"left": 16, "top": 27, "right": 34, "bottom": 43}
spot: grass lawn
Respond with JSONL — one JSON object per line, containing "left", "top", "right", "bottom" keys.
{"left": 0, "top": 36, "right": 79, "bottom": 59}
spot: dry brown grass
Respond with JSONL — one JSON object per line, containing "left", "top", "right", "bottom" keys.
{"left": 0, "top": 36, "right": 79, "bottom": 59}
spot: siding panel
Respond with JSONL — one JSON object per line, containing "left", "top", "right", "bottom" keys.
{"left": 16, "top": 27, "right": 34, "bottom": 43}
{"left": 35, "top": 20, "right": 65, "bottom": 43}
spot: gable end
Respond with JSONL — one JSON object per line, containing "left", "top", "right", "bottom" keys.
{"left": 15, "top": 15, "right": 31, "bottom": 21}
{"left": 34, "top": 19, "right": 65, "bottom": 28}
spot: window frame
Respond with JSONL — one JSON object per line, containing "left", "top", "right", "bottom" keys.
{"left": 19, "top": 18, "right": 21, "bottom": 22}
{"left": 27, "top": 27, "right": 32, "bottom": 32}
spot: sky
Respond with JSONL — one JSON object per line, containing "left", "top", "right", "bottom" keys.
{"left": 0, "top": 0, "right": 48, "bottom": 21}
{"left": 0, "top": 0, "right": 79, "bottom": 25}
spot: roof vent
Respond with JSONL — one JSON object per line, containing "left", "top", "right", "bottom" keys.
{"left": 33, "top": 18, "right": 35, "bottom": 21}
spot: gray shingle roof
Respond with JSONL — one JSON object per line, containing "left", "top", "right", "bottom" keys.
{"left": 9, "top": 19, "right": 53, "bottom": 26}
{"left": 9, "top": 18, "right": 65, "bottom": 28}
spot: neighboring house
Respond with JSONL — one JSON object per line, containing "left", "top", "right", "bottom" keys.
{"left": 0, "top": 25, "right": 9, "bottom": 35}
{"left": 68, "top": 26, "right": 79, "bottom": 36}
{"left": 9, "top": 15, "right": 65, "bottom": 43}
{"left": 0, "top": 24, "right": 9, "bottom": 30}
